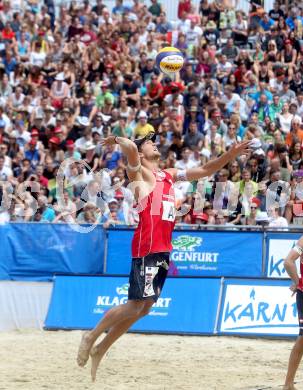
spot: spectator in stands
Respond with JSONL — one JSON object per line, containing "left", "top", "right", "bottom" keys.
{"left": 0, "top": 0, "right": 298, "bottom": 229}
{"left": 268, "top": 204, "right": 288, "bottom": 228}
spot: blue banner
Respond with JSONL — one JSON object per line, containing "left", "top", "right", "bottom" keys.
{"left": 218, "top": 279, "right": 298, "bottom": 337}
{"left": 0, "top": 223, "right": 105, "bottom": 281}
{"left": 106, "top": 229, "right": 132, "bottom": 274}
{"left": 265, "top": 233, "right": 301, "bottom": 278}
{"left": 106, "top": 229, "right": 263, "bottom": 277}
{"left": 45, "top": 275, "right": 221, "bottom": 334}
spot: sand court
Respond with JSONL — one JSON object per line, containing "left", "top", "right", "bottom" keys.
{"left": 1, "top": 330, "right": 303, "bottom": 390}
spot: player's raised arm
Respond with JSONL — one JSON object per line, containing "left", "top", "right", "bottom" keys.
{"left": 284, "top": 236, "right": 303, "bottom": 290}
{"left": 167, "top": 141, "right": 251, "bottom": 182}
{"left": 100, "top": 136, "right": 141, "bottom": 181}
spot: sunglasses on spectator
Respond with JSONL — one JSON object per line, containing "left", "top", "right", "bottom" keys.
{"left": 251, "top": 206, "right": 257, "bottom": 209}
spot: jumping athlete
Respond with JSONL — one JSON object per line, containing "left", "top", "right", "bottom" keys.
{"left": 77, "top": 133, "right": 250, "bottom": 381}
{"left": 284, "top": 236, "right": 303, "bottom": 390}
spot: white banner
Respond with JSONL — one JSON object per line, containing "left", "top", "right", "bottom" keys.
{"left": 0, "top": 281, "right": 52, "bottom": 331}
{"left": 220, "top": 284, "right": 298, "bottom": 336}
{"left": 267, "top": 239, "right": 300, "bottom": 278}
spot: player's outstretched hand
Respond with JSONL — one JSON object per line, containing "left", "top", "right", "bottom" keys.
{"left": 100, "top": 136, "right": 116, "bottom": 146}
{"left": 228, "top": 140, "right": 251, "bottom": 158}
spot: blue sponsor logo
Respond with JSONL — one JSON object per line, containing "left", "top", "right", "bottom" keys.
{"left": 171, "top": 234, "right": 219, "bottom": 271}
{"left": 268, "top": 242, "right": 295, "bottom": 277}
{"left": 222, "top": 287, "right": 297, "bottom": 331}
{"left": 268, "top": 256, "right": 287, "bottom": 277}
{"left": 93, "top": 283, "right": 172, "bottom": 317}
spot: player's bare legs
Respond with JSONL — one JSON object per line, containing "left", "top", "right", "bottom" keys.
{"left": 77, "top": 300, "right": 150, "bottom": 367}
{"left": 283, "top": 336, "right": 303, "bottom": 390}
{"left": 90, "top": 299, "right": 153, "bottom": 381}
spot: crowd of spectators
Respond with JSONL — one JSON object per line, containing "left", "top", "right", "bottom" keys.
{"left": 0, "top": 0, "right": 303, "bottom": 228}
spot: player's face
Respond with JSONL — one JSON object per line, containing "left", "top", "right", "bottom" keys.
{"left": 140, "top": 140, "right": 160, "bottom": 160}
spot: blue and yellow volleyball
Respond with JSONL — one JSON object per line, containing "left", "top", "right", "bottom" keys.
{"left": 155, "top": 47, "right": 184, "bottom": 75}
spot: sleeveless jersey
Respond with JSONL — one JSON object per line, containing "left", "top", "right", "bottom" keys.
{"left": 132, "top": 170, "right": 176, "bottom": 258}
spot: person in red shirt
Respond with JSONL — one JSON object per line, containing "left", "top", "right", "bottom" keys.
{"left": 77, "top": 133, "right": 250, "bottom": 381}
{"left": 0, "top": 120, "right": 5, "bottom": 144}
{"left": 146, "top": 75, "right": 163, "bottom": 103}
{"left": 283, "top": 236, "right": 303, "bottom": 390}
{"left": 2, "top": 22, "right": 15, "bottom": 43}
{"left": 35, "top": 164, "right": 48, "bottom": 188}
{"left": 161, "top": 78, "right": 184, "bottom": 99}
{"left": 178, "top": 0, "right": 191, "bottom": 19}
{"left": 234, "top": 61, "right": 249, "bottom": 88}
{"left": 80, "top": 23, "right": 97, "bottom": 46}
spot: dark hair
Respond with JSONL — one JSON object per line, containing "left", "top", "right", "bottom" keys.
{"left": 124, "top": 74, "right": 132, "bottom": 82}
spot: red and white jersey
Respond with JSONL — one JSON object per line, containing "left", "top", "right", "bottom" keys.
{"left": 132, "top": 170, "right": 176, "bottom": 258}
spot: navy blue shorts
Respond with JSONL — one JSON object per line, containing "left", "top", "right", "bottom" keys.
{"left": 297, "top": 289, "right": 303, "bottom": 336}
{"left": 128, "top": 252, "right": 170, "bottom": 302}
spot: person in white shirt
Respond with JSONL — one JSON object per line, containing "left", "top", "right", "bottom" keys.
{"left": 8, "top": 86, "right": 25, "bottom": 110}
{"left": 164, "top": 89, "right": 184, "bottom": 106}
{"left": 11, "top": 120, "right": 31, "bottom": 149}
{"left": 145, "top": 41, "right": 158, "bottom": 60}
{"left": 175, "top": 147, "right": 199, "bottom": 170}
{"left": 277, "top": 102, "right": 294, "bottom": 135}
{"left": 177, "top": 11, "right": 191, "bottom": 34}
{"left": 186, "top": 20, "right": 203, "bottom": 47}
{"left": 223, "top": 123, "right": 241, "bottom": 148}
{"left": 269, "top": 75, "right": 284, "bottom": 94}
{"left": 232, "top": 11, "right": 248, "bottom": 44}
{"left": 268, "top": 205, "right": 288, "bottom": 228}
{"left": 217, "top": 54, "right": 233, "bottom": 84}
{"left": 174, "top": 147, "right": 198, "bottom": 199}
{"left": 91, "top": 114, "right": 104, "bottom": 137}
{"left": 29, "top": 47, "right": 46, "bottom": 67}
{"left": 222, "top": 85, "right": 248, "bottom": 121}
{"left": 295, "top": 91, "right": 303, "bottom": 117}
{"left": 0, "top": 156, "right": 12, "bottom": 181}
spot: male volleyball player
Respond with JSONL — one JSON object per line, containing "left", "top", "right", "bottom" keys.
{"left": 283, "top": 236, "right": 303, "bottom": 390}
{"left": 77, "top": 133, "right": 250, "bottom": 381}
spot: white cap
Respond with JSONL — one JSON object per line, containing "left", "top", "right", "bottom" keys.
{"left": 55, "top": 72, "right": 65, "bottom": 81}
{"left": 83, "top": 140, "right": 95, "bottom": 151}
{"left": 77, "top": 116, "right": 90, "bottom": 127}
{"left": 256, "top": 211, "right": 269, "bottom": 222}
{"left": 250, "top": 138, "right": 262, "bottom": 150}
{"left": 138, "top": 111, "right": 147, "bottom": 119}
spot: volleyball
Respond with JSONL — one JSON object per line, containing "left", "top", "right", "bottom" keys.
{"left": 155, "top": 47, "right": 184, "bottom": 75}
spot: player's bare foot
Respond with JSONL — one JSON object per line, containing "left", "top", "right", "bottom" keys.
{"left": 283, "top": 385, "right": 297, "bottom": 390}
{"left": 90, "top": 345, "right": 106, "bottom": 382}
{"left": 77, "top": 331, "right": 94, "bottom": 367}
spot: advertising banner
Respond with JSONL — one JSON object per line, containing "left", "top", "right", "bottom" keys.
{"left": 106, "top": 229, "right": 263, "bottom": 277}
{"left": 45, "top": 276, "right": 221, "bottom": 334}
{"left": 0, "top": 223, "right": 105, "bottom": 281}
{"left": 170, "top": 231, "right": 262, "bottom": 276}
{"left": 219, "top": 279, "right": 298, "bottom": 337}
{"left": 106, "top": 229, "right": 133, "bottom": 274}
{"left": 266, "top": 233, "right": 301, "bottom": 278}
